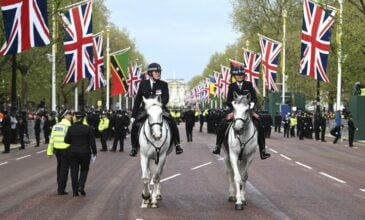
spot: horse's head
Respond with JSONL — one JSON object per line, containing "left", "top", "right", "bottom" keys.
{"left": 143, "top": 96, "right": 163, "bottom": 140}
{"left": 232, "top": 93, "right": 251, "bottom": 133}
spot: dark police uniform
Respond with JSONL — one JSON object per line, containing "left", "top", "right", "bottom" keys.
{"left": 184, "top": 109, "right": 195, "bottom": 142}
{"left": 212, "top": 68, "right": 270, "bottom": 160}
{"left": 129, "top": 68, "right": 183, "bottom": 157}
{"left": 65, "top": 114, "right": 97, "bottom": 196}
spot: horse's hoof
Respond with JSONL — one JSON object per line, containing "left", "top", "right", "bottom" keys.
{"left": 151, "top": 203, "right": 158, "bottom": 208}
{"left": 156, "top": 195, "right": 162, "bottom": 200}
{"left": 143, "top": 199, "right": 151, "bottom": 204}
{"left": 235, "top": 204, "right": 244, "bottom": 210}
{"left": 243, "top": 200, "right": 247, "bottom": 206}
{"left": 141, "top": 193, "right": 151, "bottom": 200}
{"left": 228, "top": 196, "right": 236, "bottom": 202}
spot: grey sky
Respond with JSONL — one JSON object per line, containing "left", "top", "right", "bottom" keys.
{"left": 105, "top": 0, "right": 239, "bottom": 82}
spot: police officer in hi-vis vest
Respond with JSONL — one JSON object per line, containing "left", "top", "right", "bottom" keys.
{"left": 47, "top": 109, "right": 72, "bottom": 195}
{"left": 212, "top": 65, "right": 271, "bottom": 160}
{"left": 129, "top": 63, "right": 183, "bottom": 157}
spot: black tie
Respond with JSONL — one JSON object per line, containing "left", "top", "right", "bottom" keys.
{"left": 152, "top": 82, "right": 156, "bottom": 94}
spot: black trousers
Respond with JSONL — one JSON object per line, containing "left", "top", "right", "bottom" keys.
{"left": 54, "top": 149, "right": 70, "bottom": 193}
{"left": 35, "top": 129, "right": 40, "bottom": 146}
{"left": 349, "top": 131, "right": 354, "bottom": 146}
{"left": 19, "top": 131, "right": 25, "bottom": 148}
{"left": 112, "top": 131, "right": 125, "bottom": 151}
{"left": 185, "top": 125, "right": 193, "bottom": 142}
{"left": 321, "top": 128, "right": 326, "bottom": 141}
{"left": 69, "top": 152, "right": 91, "bottom": 193}
{"left": 44, "top": 130, "right": 50, "bottom": 144}
{"left": 100, "top": 130, "right": 108, "bottom": 150}
{"left": 3, "top": 132, "right": 11, "bottom": 152}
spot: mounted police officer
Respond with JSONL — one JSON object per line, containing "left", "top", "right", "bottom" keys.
{"left": 212, "top": 65, "right": 271, "bottom": 160}
{"left": 129, "top": 63, "right": 183, "bottom": 157}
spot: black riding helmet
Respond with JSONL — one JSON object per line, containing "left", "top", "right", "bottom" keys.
{"left": 147, "top": 63, "right": 162, "bottom": 76}
{"left": 230, "top": 65, "right": 245, "bottom": 76}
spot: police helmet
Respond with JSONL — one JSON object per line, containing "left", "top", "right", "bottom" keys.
{"left": 74, "top": 111, "right": 85, "bottom": 119}
{"left": 147, "top": 63, "right": 162, "bottom": 76}
{"left": 231, "top": 65, "right": 245, "bottom": 76}
{"left": 59, "top": 109, "right": 71, "bottom": 118}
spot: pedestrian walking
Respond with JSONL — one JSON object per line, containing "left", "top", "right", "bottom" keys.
{"left": 34, "top": 114, "right": 41, "bottom": 147}
{"left": 348, "top": 115, "right": 358, "bottom": 147}
{"left": 184, "top": 107, "right": 195, "bottom": 142}
{"left": 65, "top": 112, "right": 97, "bottom": 197}
{"left": 111, "top": 110, "right": 129, "bottom": 152}
{"left": 1, "top": 111, "right": 11, "bottom": 153}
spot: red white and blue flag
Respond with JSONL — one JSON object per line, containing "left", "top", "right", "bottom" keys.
{"left": 259, "top": 34, "right": 281, "bottom": 91}
{"left": 299, "top": 0, "right": 337, "bottom": 82}
{"left": 0, "top": 0, "right": 50, "bottom": 56}
{"left": 220, "top": 65, "right": 231, "bottom": 98}
{"left": 243, "top": 49, "right": 261, "bottom": 93}
{"left": 213, "top": 71, "right": 222, "bottom": 98}
{"left": 87, "top": 32, "right": 105, "bottom": 92}
{"left": 60, "top": 1, "right": 94, "bottom": 84}
{"left": 127, "top": 63, "right": 142, "bottom": 97}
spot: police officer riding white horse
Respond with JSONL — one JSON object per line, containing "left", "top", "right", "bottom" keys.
{"left": 212, "top": 65, "right": 271, "bottom": 160}
{"left": 129, "top": 63, "right": 183, "bottom": 157}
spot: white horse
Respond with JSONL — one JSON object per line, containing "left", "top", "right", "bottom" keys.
{"left": 139, "top": 96, "right": 172, "bottom": 208}
{"left": 223, "top": 94, "right": 257, "bottom": 210}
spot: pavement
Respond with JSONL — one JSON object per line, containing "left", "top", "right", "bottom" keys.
{"left": 0, "top": 139, "right": 37, "bottom": 153}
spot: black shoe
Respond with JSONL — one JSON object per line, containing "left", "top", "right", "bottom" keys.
{"left": 129, "top": 149, "right": 137, "bottom": 157}
{"left": 20, "top": 147, "right": 25, "bottom": 150}
{"left": 212, "top": 146, "right": 221, "bottom": 154}
{"left": 119, "top": 149, "right": 124, "bottom": 152}
{"left": 99, "top": 149, "right": 107, "bottom": 152}
{"left": 2, "top": 151, "right": 10, "bottom": 154}
{"left": 73, "top": 192, "right": 79, "bottom": 197}
{"left": 57, "top": 191, "right": 68, "bottom": 195}
{"left": 109, "top": 149, "right": 116, "bottom": 152}
{"left": 260, "top": 151, "right": 271, "bottom": 160}
{"left": 79, "top": 188, "right": 86, "bottom": 196}
{"left": 175, "top": 145, "right": 183, "bottom": 155}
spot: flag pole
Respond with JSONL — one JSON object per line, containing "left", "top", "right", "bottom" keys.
{"left": 51, "top": 1, "right": 57, "bottom": 112}
{"left": 106, "top": 25, "right": 110, "bottom": 110}
{"left": 335, "top": 0, "right": 344, "bottom": 126}
{"left": 282, "top": 9, "right": 287, "bottom": 105}
{"left": 75, "top": 86, "right": 78, "bottom": 111}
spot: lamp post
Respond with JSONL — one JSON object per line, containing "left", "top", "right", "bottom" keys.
{"left": 282, "top": 9, "right": 287, "bottom": 105}
{"left": 336, "top": 0, "right": 344, "bottom": 126}
{"left": 51, "top": 1, "right": 56, "bottom": 112}
{"left": 106, "top": 25, "right": 110, "bottom": 110}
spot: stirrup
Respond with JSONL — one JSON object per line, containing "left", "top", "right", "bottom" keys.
{"left": 212, "top": 146, "right": 221, "bottom": 154}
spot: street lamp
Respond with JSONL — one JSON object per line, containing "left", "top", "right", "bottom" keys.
{"left": 336, "top": 0, "right": 344, "bottom": 126}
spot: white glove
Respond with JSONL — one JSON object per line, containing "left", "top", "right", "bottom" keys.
{"left": 130, "top": 117, "right": 135, "bottom": 124}
{"left": 249, "top": 102, "right": 255, "bottom": 109}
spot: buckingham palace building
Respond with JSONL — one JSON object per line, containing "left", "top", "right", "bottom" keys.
{"left": 166, "top": 79, "right": 188, "bottom": 109}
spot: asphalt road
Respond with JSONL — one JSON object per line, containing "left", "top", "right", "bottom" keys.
{"left": 0, "top": 124, "right": 364, "bottom": 220}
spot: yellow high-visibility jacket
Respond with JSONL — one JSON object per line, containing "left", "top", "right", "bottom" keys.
{"left": 290, "top": 117, "right": 297, "bottom": 127}
{"left": 98, "top": 117, "right": 110, "bottom": 132}
{"left": 47, "top": 119, "right": 71, "bottom": 156}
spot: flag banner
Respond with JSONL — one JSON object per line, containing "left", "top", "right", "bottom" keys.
{"left": 299, "top": 0, "right": 337, "bottom": 82}
{"left": 127, "top": 63, "right": 142, "bottom": 97}
{"left": 220, "top": 65, "right": 231, "bottom": 98}
{"left": 243, "top": 49, "right": 261, "bottom": 93}
{"left": 208, "top": 75, "right": 216, "bottom": 96}
{"left": 60, "top": 1, "right": 94, "bottom": 84}
{"left": 0, "top": 0, "right": 50, "bottom": 56}
{"left": 229, "top": 59, "right": 245, "bottom": 84}
{"left": 87, "top": 32, "right": 106, "bottom": 91}
{"left": 213, "top": 71, "right": 222, "bottom": 98}
{"left": 259, "top": 34, "right": 282, "bottom": 91}
{"left": 110, "top": 49, "right": 129, "bottom": 96}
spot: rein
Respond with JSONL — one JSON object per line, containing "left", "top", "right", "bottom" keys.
{"left": 143, "top": 121, "right": 169, "bottom": 164}
{"left": 233, "top": 115, "right": 256, "bottom": 160}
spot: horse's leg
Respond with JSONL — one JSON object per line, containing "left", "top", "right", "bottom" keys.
{"left": 229, "top": 152, "right": 244, "bottom": 210}
{"left": 224, "top": 155, "right": 236, "bottom": 202}
{"left": 140, "top": 156, "right": 151, "bottom": 204}
{"left": 241, "top": 154, "right": 254, "bottom": 206}
{"left": 151, "top": 155, "right": 167, "bottom": 208}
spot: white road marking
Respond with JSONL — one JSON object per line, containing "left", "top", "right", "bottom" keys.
{"left": 269, "top": 148, "right": 278, "bottom": 153}
{"left": 360, "top": 189, "right": 365, "bottom": 192}
{"left": 16, "top": 155, "right": 31, "bottom": 160}
{"left": 160, "top": 173, "right": 181, "bottom": 183}
{"left": 191, "top": 162, "right": 212, "bottom": 170}
{"left": 0, "top": 162, "right": 9, "bottom": 166}
{"left": 295, "top": 162, "right": 313, "bottom": 170}
{"left": 218, "top": 157, "right": 224, "bottom": 161}
{"left": 319, "top": 172, "right": 346, "bottom": 184}
{"left": 37, "top": 150, "right": 46, "bottom": 154}
{"left": 280, "top": 154, "right": 292, "bottom": 161}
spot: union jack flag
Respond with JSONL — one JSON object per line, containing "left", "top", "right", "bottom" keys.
{"left": 60, "top": 2, "right": 94, "bottom": 84}
{"left": 213, "top": 71, "right": 222, "bottom": 98}
{"left": 0, "top": 0, "right": 50, "bottom": 56}
{"left": 127, "top": 63, "right": 142, "bottom": 97}
{"left": 87, "top": 33, "right": 105, "bottom": 92}
{"left": 299, "top": 0, "right": 337, "bottom": 82}
{"left": 220, "top": 65, "right": 230, "bottom": 98}
{"left": 243, "top": 49, "right": 261, "bottom": 93}
{"left": 259, "top": 34, "right": 281, "bottom": 91}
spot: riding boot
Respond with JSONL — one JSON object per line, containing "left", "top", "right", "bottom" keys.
{"left": 168, "top": 118, "right": 183, "bottom": 155}
{"left": 212, "top": 120, "right": 229, "bottom": 154}
{"left": 256, "top": 119, "right": 271, "bottom": 160}
{"left": 129, "top": 122, "right": 139, "bottom": 157}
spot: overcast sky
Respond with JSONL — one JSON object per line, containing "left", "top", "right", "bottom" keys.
{"left": 105, "top": 0, "right": 240, "bottom": 82}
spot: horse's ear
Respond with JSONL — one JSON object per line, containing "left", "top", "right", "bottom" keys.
{"left": 233, "top": 91, "right": 238, "bottom": 100}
